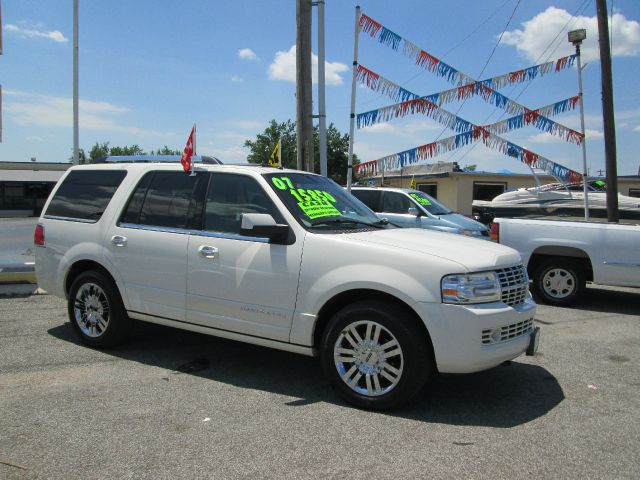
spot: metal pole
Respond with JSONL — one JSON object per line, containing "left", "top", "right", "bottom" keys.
{"left": 575, "top": 43, "right": 590, "bottom": 221}
{"left": 346, "top": 6, "right": 361, "bottom": 191}
{"left": 296, "top": 0, "right": 314, "bottom": 172}
{"left": 596, "top": 0, "right": 619, "bottom": 222}
{"left": 317, "top": 0, "right": 327, "bottom": 177}
{"left": 73, "top": 0, "right": 79, "bottom": 164}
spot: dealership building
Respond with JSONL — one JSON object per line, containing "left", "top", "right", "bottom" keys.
{"left": 0, "top": 162, "right": 69, "bottom": 217}
{"left": 1, "top": 160, "right": 639, "bottom": 218}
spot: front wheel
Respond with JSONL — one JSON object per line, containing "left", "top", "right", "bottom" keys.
{"left": 67, "top": 270, "right": 131, "bottom": 347}
{"left": 532, "top": 258, "right": 585, "bottom": 306}
{"left": 320, "top": 300, "right": 433, "bottom": 410}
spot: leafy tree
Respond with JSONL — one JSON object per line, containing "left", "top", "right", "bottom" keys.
{"left": 151, "top": 146, "right": 182, "bottom": 155}
{"left": 68, "top": 148, "right": 87, "bottom": 163}
{"left": 88, "top": 142, "right": 110, "bottom": 162}
{"left": 244, "top": 120, "right": 297, "bottom": 168}
{"left": 244, "top": 119, "right": 358, "bottom": 184}
{"left": 463, "top": 164, "right": 477, "bottom": 172}
{"left": 109, "top": 145, "right": 144, "bottom": 156}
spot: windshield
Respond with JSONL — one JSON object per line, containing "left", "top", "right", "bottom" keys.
{"left": 264, "top": 173, "right": 384, "bottom": 230}
{"left": 407, "top": 191, "right": 452, "bottom": 215}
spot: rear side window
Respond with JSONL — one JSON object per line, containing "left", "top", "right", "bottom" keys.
{"left": 122, "top": 171, "right": 201, "bottom": 229}
{"left": 45, "top": 170, "right": 127, "bottom": 221}
{"left": 351, "top": 190, "right": 381, "bottom": 212}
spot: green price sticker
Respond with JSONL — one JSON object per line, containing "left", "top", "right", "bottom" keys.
{"left": 271, "top": 177, "right": 341, "bottom": 219}
{"left": 410, "top": 193, "right": 431, "bottom": 206}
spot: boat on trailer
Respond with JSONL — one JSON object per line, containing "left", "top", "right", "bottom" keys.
{"left": 472, "top": 179, "right": 640, "bottom": 224}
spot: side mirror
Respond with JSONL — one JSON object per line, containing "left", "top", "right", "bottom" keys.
{"left": 408, "top": 207, "right": 420, "bottom": 217}
{"left": 240, "top": 213, "right": 290, "bottom": 244}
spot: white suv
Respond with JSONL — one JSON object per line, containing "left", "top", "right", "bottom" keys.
{"left": 35, "top": 162, "right": 538, "bottom": 409}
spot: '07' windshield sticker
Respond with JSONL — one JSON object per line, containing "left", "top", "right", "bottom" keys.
{"left": 272, "top": 176, "right": 342, "bottom": 219}
{"left": 409, "top": 193, "right": 431, "bottom": 206}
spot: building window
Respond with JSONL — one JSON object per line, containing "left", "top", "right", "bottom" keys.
{"left": 473, "top": 182, "right": 507, "bottom": 201}
{"left": 629, "top": 189, "right": 640, "bottom": 198}
{"left": 417, "top": 183, "right": 437, "bottom": 198}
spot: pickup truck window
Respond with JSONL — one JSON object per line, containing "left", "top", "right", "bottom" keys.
{"left": 204, "top": 173, "right": 284, "bottom": 234}
{"left": 264, "top": 173, "right": 382, "bottom": 230}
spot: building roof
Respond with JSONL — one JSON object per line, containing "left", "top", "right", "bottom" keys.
{"left": 0, "top": 170, "right": 65, "bottom": 182}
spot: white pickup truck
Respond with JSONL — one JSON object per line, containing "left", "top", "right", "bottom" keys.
{"left": 491, "top": 217, "right": 640, "bottom": 306}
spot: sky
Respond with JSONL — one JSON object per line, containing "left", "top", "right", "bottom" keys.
{"left": 1, "top": 0, "right": 640, "bottom": 177}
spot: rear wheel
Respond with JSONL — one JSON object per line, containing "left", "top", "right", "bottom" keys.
{"left": 68, "top": 270, "right": 131, "bottom": 347}
{"left": 532, "top": 258, "right": 585, "bottom": 306}
{"left": 320, "top": 300, "right": 433, "bottom": 410}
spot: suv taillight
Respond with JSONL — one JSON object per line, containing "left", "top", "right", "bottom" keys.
{"left": 34, "top": 223, "right": 46, "bottom": 247}
{"left": 490, "top": 223, "right": 499, "bottom": 242}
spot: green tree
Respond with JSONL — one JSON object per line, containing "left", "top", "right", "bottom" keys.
{"left": 109, "top": 145, "right": 145, "bottom": 156}
{"left": 244, "top": 119, "right": 358, "bottom": 184}
{"left": 244, "top": 120, "right": 297, "bottom": 168}
{"left": 68, "top": 148, "right": 87, "bottom": 163}
{"left": 88, "top": 142, "right": 110, "bottom": 162}
{"left": 151, "top": 146, "right": 182, "bottom": 155}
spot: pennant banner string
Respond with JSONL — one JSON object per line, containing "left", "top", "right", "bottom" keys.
{"left": 356, "top": 66, "right": 583, "bottom": 144}
{"left": 359, "top": 12, "right": 576, "bottom": 90}
{"left": 354, "top": 128, "right": 582, "bottom": 184}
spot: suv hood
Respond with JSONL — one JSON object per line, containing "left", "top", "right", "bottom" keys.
{"left": 345, "top": 227, "right": 521, "bottom": 271}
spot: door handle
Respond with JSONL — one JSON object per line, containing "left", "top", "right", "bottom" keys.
{"left": 111, "top": 235, "right": 127, "bottom": 247}
{"left": 198, "top": 245, "right": 219, "bottom": 259}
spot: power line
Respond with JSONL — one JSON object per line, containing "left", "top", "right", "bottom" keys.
{"left": 432, "top": 0, "right": 522, "bottom": 144}
{"left": 451, "top": 0, "right": 593, "bottom": 166}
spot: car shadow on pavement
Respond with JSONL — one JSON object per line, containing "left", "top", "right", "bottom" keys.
{"left": 558, "top": 285, "right": 639, "bottom": 315}
{"left": 48, "top": 320, "right": 563, "bottom": 428}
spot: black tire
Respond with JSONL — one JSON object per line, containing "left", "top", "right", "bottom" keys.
{"left": 320, "top": 300, "right": 433, "bottom": 410}
{"left": 531, "top": 258, "right": 586, "bottom": 306}
{"left": 67, "top": 270, "right": 131, "bottom": 347}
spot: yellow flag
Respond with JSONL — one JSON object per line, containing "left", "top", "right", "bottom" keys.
{"left": 409, "top": 175, "right": 416, "bottom": 190}
{"left": 268, "top": 139, "right": 281, "bottom": 167}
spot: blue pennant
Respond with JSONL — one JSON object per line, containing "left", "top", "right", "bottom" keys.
{"left": 379, "top": 27, "right": 402, "bottom": 51}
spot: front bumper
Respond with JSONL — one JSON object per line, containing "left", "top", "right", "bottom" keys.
{"left": 414, "top": 297, "right": 537, "bottom": 374}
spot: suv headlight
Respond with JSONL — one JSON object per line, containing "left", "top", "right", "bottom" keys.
{"left": 441, "top": 271, "right": 501, "bottom": 304}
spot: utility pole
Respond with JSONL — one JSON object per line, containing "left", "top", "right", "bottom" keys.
{"left": 596, "top": 0, "right": 618, "bottom": 222}
{"left": 73, "top": 0, "right": 79, "bottom": 164}
{"left": 296, "top": 0, "right": 314, "bottom": 172}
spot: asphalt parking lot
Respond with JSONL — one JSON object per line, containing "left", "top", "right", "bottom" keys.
{"left": 1, "top": 287, "right": 638, "bottom": 479}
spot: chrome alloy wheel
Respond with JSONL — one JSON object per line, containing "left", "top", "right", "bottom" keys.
{"left": 74, "top": 282, "right": 110, "bottom": 338}
{"left": 542, "top": 267, "right": 576, "bottom": 299}
{"left": 333, "top": 320, "right": 404, "bottom": 397}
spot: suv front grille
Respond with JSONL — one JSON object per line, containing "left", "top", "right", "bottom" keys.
{"left": 482, "top": 318, "right": 534, "bottom": 345}
{"left": 496, "top": 264, "right": 528, "bottom": 307}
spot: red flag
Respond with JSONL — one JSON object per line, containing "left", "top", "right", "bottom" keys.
{"left": 180, "top": 125, "right": 196, "bottom": 173}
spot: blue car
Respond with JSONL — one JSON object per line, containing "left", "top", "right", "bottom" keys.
{"left": 350, "top": 187, "right": 489, "bottom": 238}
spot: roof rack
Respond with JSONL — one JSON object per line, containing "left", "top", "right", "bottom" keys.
{"left": 97, "top": 155, "right": 223, "bottom": 164}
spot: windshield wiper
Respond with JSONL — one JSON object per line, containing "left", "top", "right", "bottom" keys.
{"left": 309, "top": 218, "right": 386, "bottom": 229}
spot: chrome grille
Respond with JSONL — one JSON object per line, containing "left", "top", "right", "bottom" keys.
{"left": 496, "top": 264, "right": 529, "bottom": 307}
{"left": 482, "top": 318, "right": 534, "bottom": 345}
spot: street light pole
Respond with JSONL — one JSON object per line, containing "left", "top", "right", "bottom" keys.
{"left": 316, "top": 0, "right": 328, "bottom": 177}
{"left": 569, "top": 29, "right": 589, "bottom": 221}
{"left": 73, "top": 0, "right": 79, "bottom": 164}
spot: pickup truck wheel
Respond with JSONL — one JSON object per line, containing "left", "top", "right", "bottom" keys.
{"left": 532, "top": 258, "right": 585, "bottom": 306}
{"left": 68, "top": 270, "right": 131, "bottom": 348}
{"left": 320, "top": 301, "right": 432, "bottom": 410}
